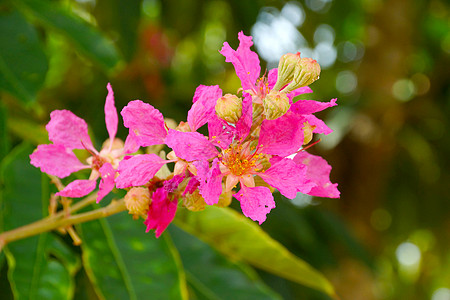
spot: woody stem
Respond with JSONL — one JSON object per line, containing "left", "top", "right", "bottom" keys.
{"left": 0, "top": 198, "right": 126, "bottom": 252}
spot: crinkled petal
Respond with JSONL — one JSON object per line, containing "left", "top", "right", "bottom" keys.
{"left": 290, "top": 98, "right": 337, "bottom": 115}
{"left": 121, "top": 100, "right": 167, "bottom": 147}
{"left": 163, "top": 174, "right": 185, "bottom": 193}
{"left": 56, "top": 179, "right": 96, "bottom": 198}
{"left": 123, "top": 130, "right": 140, "bottom": 154}
{"left": 46, "top": 110, "right": 93, "bottom": 150}
{"left": 97, "top": 163, "right": 116, "bottom": 203}
{"left": 115, "top": 154, "right": 167, "bottom": 188}
{"left": 144, "top": 187, "right": 177, "bottom": 238}
{"left": 259, "top": 157, "right": 314, "bottom": 198}
{"left": 183, "top": 177, "right": 200, "bottom": 195}
{"left": 235, "top": 93, "right": 253, "bottom": 140}
{"left": 219, "top": 32, "right": 260, "bottom": 92}
{"left": 105, "top": 83, "right": 118, "bottom": 144}
{"left": 286, "top": 87, "right": 314, "bottom": 103}
{"left": 30, "top": 144, "right": 89, "bottom": 178}
{"left": 303, "top": 115, "right": 333, "bottom": 135}
{"left": 195, "top": 159, "right": 223, "bottom": 205}
{"left": 208, "top": 115, "right": 233, "bottom": 149}
{"left": 188, "top": 85, "right": 222, "bottom": 131}
{"left": 267, "top": 68, "right": 278, "bottom": 89}
{"left": 293, "top": 151, "right": 340, "bottom": 198}
{"left": 165, "top": 129, "right": 218, "bottom": 161}
{"left": 234, "top": 186, "right": 275, "bottom": 225}
{"left": 259, "top": 111, "right": 304, "bottom": 156}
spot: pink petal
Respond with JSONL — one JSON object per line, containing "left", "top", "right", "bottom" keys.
{"left": 293, "top": 152, "right": 340, "bottom": 198}
{"left": 115, "top": 154, "right": 167, "bottom": 188}
{"left": 287, "top": 87, "right": 314, "bottom": 103}
{"left": 258, "top": 111, "right": 304, "bottom": 156}
{"left": 267, "top": 68, "right": 278, "bottom": 89}
{"left": 259, "top": 157, "right": 314, "bottom": 198}
{"left": 234, "top": 93, "right": 253, "bottom": 140}
{"left": 290, "top": 98, "right": 337, "bottom": 115}
{"left": 97, "top": 163, "right": 116, "bottom": 203}
{"left": 123, "top": 130, "right": 140, "bottom": 154}
{"left": 165, "top": 129, "right": 218, "bottom": 161}
{"left": 188, "top": 85, "right": 222, "bottom": 131}
{"left": 195, "top": 159, "right": 223, "bottom": 205}
{"left": 219, "top": 32, "right": 260, "bottom": 93}
{"left": 144, "top": 187, "right": 178, "bottom": 238}
{"left": 183, "top": 177, "right": 200, "bottom": 195}
{"left": 56, "top": 179, "right": 97, "bottom": 198}
{"left": 121, "top": 100, "right": 167, "bottom": 147}
{"left": 303, "top": 115, "right": 333, "bottom": 135}
{"left": 163, "top": 174, "right": 185, "bottom": 193}
{"left": 46, "top": 110, "right": 93, "bottom": 150}
{"left": 208, "top": 115, "right": 233, "bottom": 149}
{"left": 30, "top": 144, "right": 89, "bottom": 178}
{"left": 234, "top": 186, "right": 275, "bottom": 225}
{"left": 105, "top": 83, "right": 118, "bottom": 144}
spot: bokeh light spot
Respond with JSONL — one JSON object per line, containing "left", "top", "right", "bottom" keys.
{"left": 336, "top": 70, "right": 357, "bottom": 94}
{"left": 392, "top": 79, "right": 416, "bottom": 101}
{"left": 396, "top": 242, "right": 421, "bottom": 267}
{"left": 432, "top": 288, "right": 450, "bottom": 300}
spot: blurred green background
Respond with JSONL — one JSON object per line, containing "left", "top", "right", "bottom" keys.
{"left": 1, "top": 0, "right": 449, "bottom": 299}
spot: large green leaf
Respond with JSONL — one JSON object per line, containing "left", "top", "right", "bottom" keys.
{"left": 17, "top": 0, "right": 121, "bottom": 71}
{"left": 174, "top": 206, "right": 338, "bottom": 299}
{"left": 169, "top": 225, "right": 282, "bottom": 300}
{"left": 0, "top": 143, "right": 75, "bottom": 299}
{"left": 78, "top": 210, "right": 188, "bottom": 300}
{"left": 0, "top": 10, "right": 48, "bottom": 104}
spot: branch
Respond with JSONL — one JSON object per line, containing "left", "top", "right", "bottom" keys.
{"left": 0, "top": 198, "right": 126, "bottom": 251}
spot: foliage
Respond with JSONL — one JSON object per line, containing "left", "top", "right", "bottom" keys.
{"left": 1, "top": 0, "right": 449, "bottom": 299}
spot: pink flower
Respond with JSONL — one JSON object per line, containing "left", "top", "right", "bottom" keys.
{"left": 30, "top": 83, "right": 125, "bottom": 202}
{"left": 116, "top": 85, "right": 227, "bottom": 188}
{"left": 144, "top": 187, "right": 178, "bottom": 238}
{"left": 219, "top": 32, "right": 313, "bottom": 105}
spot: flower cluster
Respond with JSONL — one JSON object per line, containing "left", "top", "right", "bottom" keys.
{"left": 30, "top": 32, "right": 339, "bottom": 238}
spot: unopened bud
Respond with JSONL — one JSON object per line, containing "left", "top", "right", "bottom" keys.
{"left": 183, "top": 190, "right": 206, "bottom": 211}
{"left": 273, "top": 52, "right": 301, "bottom": 91}
{"left": 282, "top": 57, "right": 321, "bottom": 93}
{"left": 215, "top": 94, "right": 242, "bottom": 123}
{"left": 302, "top": 121, "right": 316, "bottom": 145}
{"left": 263, "top": 90, "right": 291, "bottom": 120}
{"left": 124, "top": 187, "right": 151, "bottom": 218}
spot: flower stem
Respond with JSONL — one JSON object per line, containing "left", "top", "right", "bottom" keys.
{"left": 0, "top": 198, "right": 126, "bottom": 252}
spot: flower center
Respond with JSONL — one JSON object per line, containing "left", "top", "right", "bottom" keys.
{"left": 220, "top": 142, "right": 264, "bottom": 176}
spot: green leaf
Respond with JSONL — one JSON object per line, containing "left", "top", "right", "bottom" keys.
{"left": 0, "top": 9, "right": 48, "bottom": 104}
{"left": 17, "top": 0, "right": 121, "bottom": 71}
{"left": 7, "top": 117, "right": 48, "bottom": 146}
{"left": 78, "top": 210, "right": 188, "bottom": 300}
{"left": 169, "top": 225, "right": 282, "bottom": 300}
{"left": 0, "top": 143, "right": 75, "bottom": 299}
{"left": 174, "top": 206, "right": 337, "bottom": 299}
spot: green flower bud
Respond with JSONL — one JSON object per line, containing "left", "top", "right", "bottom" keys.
{"left": 282, "top": 57, "right": 321, "bottom": 93}
{"left": 263, "top": 90, "right": 291, "bottom": 120}
{"left": 124, "top": 187, "right": 151, "bottom": 219}
{"left": 273, "top": 52, "right": 301, "bottom": 91}
{"left": 215, "top": 94, "right": 243, "bottom": 123}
